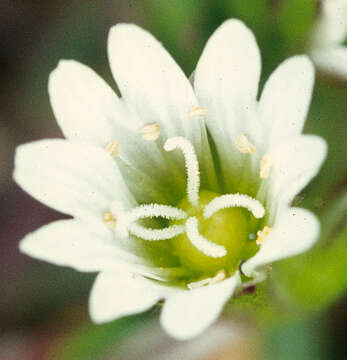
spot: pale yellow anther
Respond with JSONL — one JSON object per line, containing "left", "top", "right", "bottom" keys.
{"left": 260, "top": 154, "right": 273, "bottom": 179}
{"left": 103, "top": 212, "right": 116, "bottom": 230}
{"left": 105, "top": 141, "right": 120, "bottom": 157}
{"left": 256, "top": 226, "right": 271, "bottom": 245}
{"left": 141, "top": 123, "right": 160, "bottom": 141}
{"left": 235, "top": 135, "right": 255, "bottom": 154}
{"left": 187, "top": 270, "right": 226, "bottom": 290}
{"left": 209, "top": 270, "right": 226, "bottom": 285}
{"left": 187, "top": 106, "right": 208, "bottom": 118}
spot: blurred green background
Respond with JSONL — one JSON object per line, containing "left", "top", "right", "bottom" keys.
{"left": 0, "top": 0, "right": 346, "bottom": 359}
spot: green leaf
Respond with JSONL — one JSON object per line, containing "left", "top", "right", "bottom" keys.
{"left": 278, "top": 0, "right": 316, "bottom": 47}
{"left": 263, "top": 317, "right": 329, "bottom": 360}
{"left": 222, "top": 0, "right": 268, "bottom": 27}
{"left": 225, "top": 281, "right": 285, "bottom": 324}
{"left": 50, "top": 314, "right": 152, "bottom": 360}
{"left": 143, "top": 0, "right": 207, "bottom": 72}
{"left": 273, "top": 228, "right": 347, "bottom": 313}
{"left": 302, "top": 79, "right": 347, "bottom": 210}
{"left": 318, "top": 189, "right": 347, "bottom": 245}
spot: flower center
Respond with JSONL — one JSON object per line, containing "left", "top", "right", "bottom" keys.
{"left": 171, "top": 190, "right": 258, "bottom": 276}
{"left": 110, "top": 135, "right": 267, "bottom": 284}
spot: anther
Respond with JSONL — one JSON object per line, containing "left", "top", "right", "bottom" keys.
{"left": 187, "top": 106, "right": 208, "bottom": 118}
{"left": 185, "top": 217, "right": 227, "bottom": 258}
{"left": 256, "top": 226, "right": 271, "bottom": 245}
{"left": 105, "top": 141, "right": 120, "bottom": 157}
{"left": 260, "top": 154, "right": 272, "bottom": 179}
{"left": 187, "top": 270, "right": 226, "bottom": 290}
{"left": 141, "top": 123, "right": 160, "bottom": 141}
{"left": 164, "top": 137, "right": 200, "bottom": 207}
{"left": 209, "top": 270, "right": 226, "bottom": 285}
{"left": 235, "top": 135, "right": 255, "bottom": 154}
{"left": 103, "top": 212, "right": 116, "bottom": 230}
{"left": 187, "top": 278, "right": 211, "bottom": 290}
{"left": 204, "top": 193, "right": 265, "bottom": 219}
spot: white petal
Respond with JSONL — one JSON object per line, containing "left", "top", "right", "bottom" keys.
{"left": 194, "top": 19, "right": 261, "bottom": 190}
{"left": 258, "top": 56, "right": 315, "bottom": 147}
{"left": 161, "top": 273, "right": 240, "bottom": 340}
{"left": 89, "top": 270, "right": 168, "bottom": 323}
{"left": 311, "top": 0, "right": 347, "bottom": 47}
{"left": 108, "top": 24, "right": 221, "bottom": 194}
{"left": 242, "top": 208, "right": 320, "bottom": 276}
{"left": 49, "top": 60, "right": 127, "bottom": 147}
{"left": 13, "top": 139, "right": 135, "bottom": 219}
{"left": 195, "top": 19, "right": 260, "bottom": 112}
{"left": 269, "top": 135, "right": 327, "bottom": 216}
{"left": 311, "top": 45, "right": 347, "bottom": 80}
{"left": 108, "top": 24, "right": 202, "bottom": 147}
{"left": 19, "top": 219, "right": 141, "bottom": 272}
{"left": 49, "top": 59, "right": 186, "bottom": 202}
{"left": 106, "top": 24, "right": 219, "bottom": 196}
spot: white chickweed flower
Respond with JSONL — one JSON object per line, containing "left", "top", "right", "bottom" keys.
{"left": 14, "top": 20, "right": 327, "bottom": 340}
{"left": 309, "top": 0, "right": 347, "bottom": 79}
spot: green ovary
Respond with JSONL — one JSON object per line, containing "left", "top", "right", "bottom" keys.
{"left": 171, "top": 190, "right": 258, "bottom": 276}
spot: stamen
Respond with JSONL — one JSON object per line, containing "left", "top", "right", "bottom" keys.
{"left": 103, "top": 212, "right": 116, "bottom": 230}
{"left": 235, "top": 135, "right": 255, "bottom": 154}
{"left": 187, "top": 270, "right": 226, "bottom": 289}
{"left": 105, "top": 141, "right": 120, "bottom": 157}
{"left": 187, "top": 106, "right": 208, "bottom": 118}
{"left": 164, "top": 136, "right": 200, "bottom": 207}
{"left": 204, "top": 193, "right": 265, "bottom": 219}
{"left": 116, "top": 204, "right": 187, "bottom": 238}
{"left": 256, "top": 226, "right": 271, "bottom": 245}
{"left": 209, "top": 270, "right": 226, "bottom": 285}
{"left": 128, "top": 222, "right": 185, "bottom": 241}
{"left": 260, "top": 154, "right": 272, "bottom": 179}
{"left": 185, "top": 217, "right": 227, "bottom": 258}
{"left": 141, "top": 123, "right": 160, "bottom": 141}
{"left": 187, "top": 278, "right": 212, "bottom": 290}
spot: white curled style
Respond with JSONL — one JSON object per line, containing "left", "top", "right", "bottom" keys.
{"left": 185, "top": 216, "right": 227, "bottom": 258}
{"left": 164, "top": 136, "right": 200, "bottom": 207}
{"left": 203, "top": 193, "right": 265, "bottom": 219}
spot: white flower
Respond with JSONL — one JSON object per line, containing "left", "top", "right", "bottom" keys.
{"left": 14, "top": 19, "right": 327, "bottom": 340}
{"left": 309, "top": 0, "right": 347, "bottom": 79}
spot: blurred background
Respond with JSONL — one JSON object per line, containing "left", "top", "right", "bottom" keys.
{"left": 0, "top": 0, "right": 346, "bottom": 359}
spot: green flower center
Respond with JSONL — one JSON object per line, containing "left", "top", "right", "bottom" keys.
{"left": 171, "top": 190, "right": 258, "bottom": 276}
{"left": 110, "top": 136, "right": 267, "bottom": 286}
